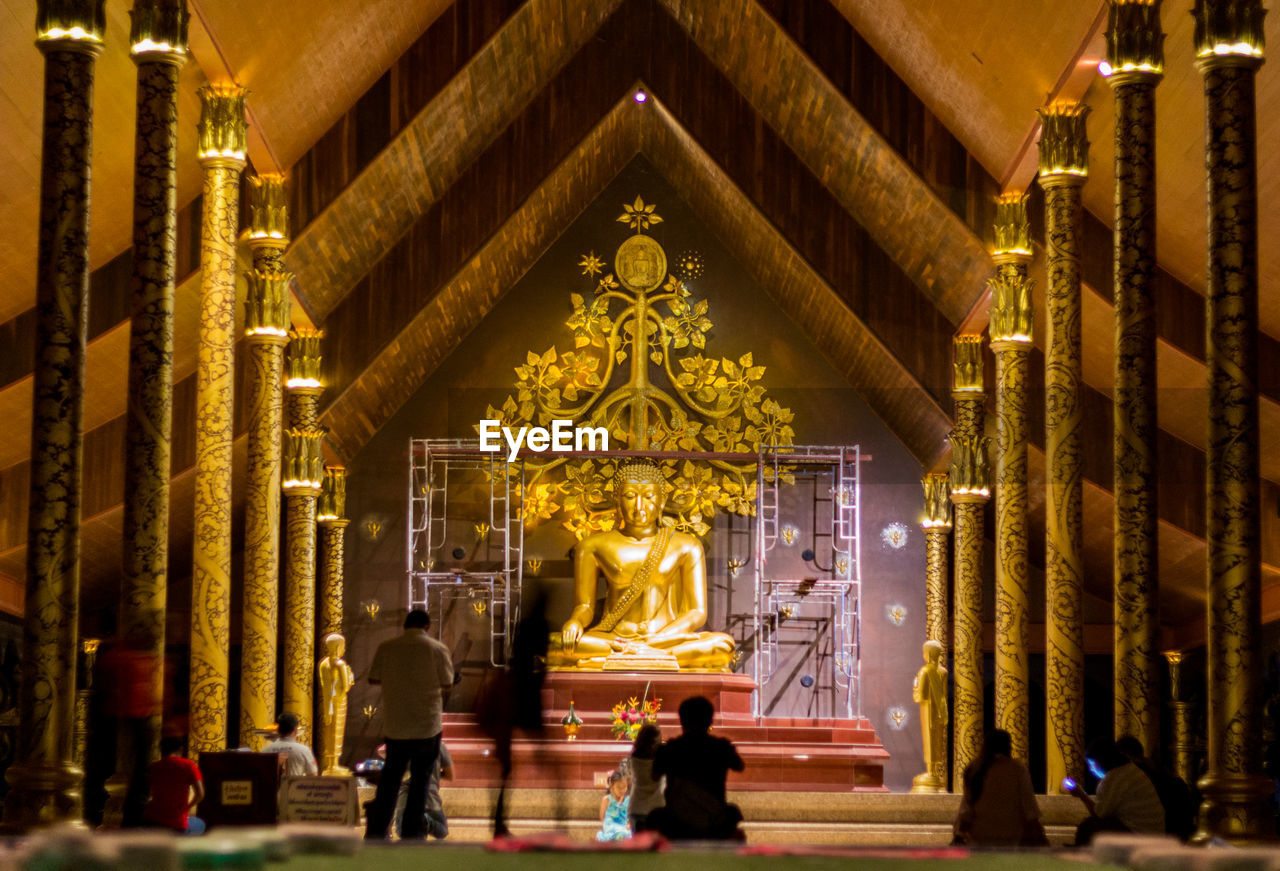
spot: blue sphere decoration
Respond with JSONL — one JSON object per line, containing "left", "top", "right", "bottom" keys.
{"left": 799, "top": 674, "right": 815, "bottom": 688}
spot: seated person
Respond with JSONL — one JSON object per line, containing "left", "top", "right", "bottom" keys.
{"left": 628, "top": 724, "right": 665, "bottom": 832}
{"left": 143, "top": 736, "right": 206, "bottom": 835}
{"left": 1069, "top": 736, "right": 1165, "bottom": 844}
{"left": 597, "top": 769, "right": 632, "bottom": 842}
{"left": 952, "top": 729, "right": 1046, "bottom": 846}
{"left": 262, "top": 712, "right": 319, "bottom": 776}
{"left": 648, "top": 696, "right": 744, "bottom": 840}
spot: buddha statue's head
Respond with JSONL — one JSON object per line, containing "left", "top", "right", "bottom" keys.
{"left": 614, "top": 460, "right": 666, "bottom": 533}
{"left": 324, "top": 632, "right": 346, "bottom": 659}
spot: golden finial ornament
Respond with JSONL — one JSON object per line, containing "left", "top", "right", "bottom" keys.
{"left": 727, "top": 557, "right": 746, "bottom": 577}
{"left": 474, "top": 522, "right": 490, "bottom": 542}
{"left": 921, "top": 473, "right": 953, "bottom": 530}
{"left": 362, "top": 599, "right": 380, "bottom": 621}
{"left": 246, "top": 173, "right": 289, "bottom": 243}
{"left": 244, "top": 269, "right": 291, "bottom": 338}
{"left": 992, "top": 192, "right": 1031, "bottom": 258}
{"left": 949, "top": 435, "right": 992, "bottom": 497}
{"left": 1106, "top": 0, "right": 1166, "bottom": 79}
{"left": 1192, "top": 0, "right": 1266, "bottom": 62}
{"left": 988, "top": 274, "right": 1034, "bottom": 344}
{"left": 282, "top": 428, "right": 325, "bottom": 492}
{"left": 286, "top": 328, "right": 324, "bottom": 391}
{"left": 1037, "top": 103, "right": 1091, "bottom": 179}
{"left": 952, "top": 335, "right": 985, "bottom": 395}
{"left": 36, "top": 0, "right": 106, "bottom": 48}
{"left": 129, "top": 0, "right": 188, "bottom": 59}
{"left": 318, "top": 466, "right": 347, "bottom": 522}
{"left": 526, "top": 558, "right": 542, "bottom": 576}
{"left": 196, "top": 84, "right": 247, "bottom": 163}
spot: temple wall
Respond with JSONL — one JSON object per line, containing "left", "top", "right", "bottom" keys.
{"left": 339, "top": 159, "right": 929, "bottom": 790}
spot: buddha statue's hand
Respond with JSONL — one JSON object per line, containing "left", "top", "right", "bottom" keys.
{"left": 561, "top": 621, "right": 583, "bottom": 649}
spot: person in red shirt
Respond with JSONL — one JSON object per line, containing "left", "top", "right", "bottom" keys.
{"left": 143, "top": 736, "right": 206, "bottom": 834}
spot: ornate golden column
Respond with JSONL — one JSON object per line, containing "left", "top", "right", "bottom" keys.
{"left": 949, "top": 335, "right": 990, "bottom": 792}
{"left": 188, "top": 84, "right": 246, "bottom": 758}
{"left": 239, "top": 174, "right": 291, "bottom": 750}
{"left": 990, "top": 204, "right": 1034, "bottom": 764}
{"left": 316, "top": 466, "right": 347, "bottom": 770}
{"left": 282, "top": 427, "right": 324, "bottom": 743}
{"left": 110, "top": 0, "right": 189, "bottom": 822}
{"left": 921, "top": 473, "right": 952, "bottom": 649}
{"left": 1191, "top": 0, "right": 1272, "bottom": 843}
{"left": 4, "top": 0, "right": 106, "bottom": 830}
{"left": 283, "top": 329, "right": 323, "bottom": 740}
{"left": 318, "top": 467, "right": 349, "bottom": 639}
{"left": 1037, "top": 103, "right": 1088, "bottom": 794}
{"left": 1163, "top": 651, "right": 1195, "bottom": 788}
{"left": 1108, "top": 0, "right": 1164, "bottom": 755}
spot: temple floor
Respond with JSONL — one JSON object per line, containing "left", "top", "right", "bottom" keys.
{"left": 428, "top": 788, "right": 1089, "bottom": 846}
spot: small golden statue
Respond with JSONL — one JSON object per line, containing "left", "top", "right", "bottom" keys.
{"left": 911, "top": 639, "right": 948, "bottom": 793}
{"left": 546, "top": 460, "right": 734, "bottom": 672}
{"left": 317, "top": 632, "right": 355, "bottom": 775}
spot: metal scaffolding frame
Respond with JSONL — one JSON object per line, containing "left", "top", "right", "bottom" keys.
{"left": 407, "top": 439, "right": 525, "bottom": 666}
{"left": 753, "top": 444, "right": 863, "bottom": 719}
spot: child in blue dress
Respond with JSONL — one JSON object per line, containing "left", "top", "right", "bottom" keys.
{"left": 597, "top": 769, "right": 632, "bottom": 841}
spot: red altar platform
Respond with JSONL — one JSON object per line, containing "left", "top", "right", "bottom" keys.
{"left": 443, "top": 671, "right": 889, "bottom": 792}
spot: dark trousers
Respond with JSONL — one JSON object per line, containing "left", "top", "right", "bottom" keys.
{"left": 366, "top": 734, "right": 441, "bottom": 839}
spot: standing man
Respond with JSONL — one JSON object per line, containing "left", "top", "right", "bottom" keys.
{"left": 262, "top": 712, "right": 318, "bottom": 776}
{"left": 365, "top": 609, "right": 454, "bottom": 840}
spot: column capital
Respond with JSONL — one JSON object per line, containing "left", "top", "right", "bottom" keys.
{"left": 921, "top": 473, "right": 953, "bottom": 531}
{"left": 245, "top": 269, "right": 291, "bottom": 342}
{"left": 287, "top": 328, "right": 324, "bottom": 392}
{"left": 1037, "top": 103, "right": 1090, "bottom": 182}
{"left": 197, "top": 84, "right": 247, "bottom": 167}
{"left": 246, "top": 173, "right": 289, "bottom": 247}
{"left": 1105, "top": 0, "right": 1165, "bottom": 83}
{"left": 992, "top": 192, "right": 1031, "bottom": 263}
{"left": 952, "top": 334, "right": 985, "bottom": 397}
{"left": 129, "top": 0, "right": 188, "bottom": 64}
{"left": 988, "top": 274, "right": 1035, "bottom": 345}
{"left": 36, "top": 0, "right": 106, "bottom": 53}
{"left": 318, "top": 466, "right": 347, "bottom": 523}
{"left": 948, "top": 434, "right": 991, "bottom": 500}
{"left": 283, "top": 428, "right": 325, "bottom": 495}
{"left": 1193, "top": 0, "right": 1266, "bottom": 69}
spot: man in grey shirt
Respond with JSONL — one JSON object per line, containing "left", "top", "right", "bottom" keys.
{"left": 262, "top": 712, "right": 318, "bottom": 777}
{"left": 365, "top": 608, "right": 454, "bottom": 840}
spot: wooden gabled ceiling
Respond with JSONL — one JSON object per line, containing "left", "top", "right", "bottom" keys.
{"left": 0, "top": 0, "right": 1278, "bottom": 640}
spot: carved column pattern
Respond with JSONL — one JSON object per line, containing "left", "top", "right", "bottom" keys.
{"left": 1192, "top": 0, "right": 1271, "bottom": 841}
{"left": 109, "top": 2, "right": 188, "bottom": 822}
{"left": 1038, "top": 103, "right": 1088, "bottom": 793}
{"left": 239, "top": 175, "right": 291, "bottom": 750}
{"left": 318, "top": 467, "right": 348, "bottom": 639}
{"left": 949, "top": 335, "right": 987, "bottom": 792}
{"left": 924, "top": 529, "right": 950, "bottom": 647}
{"left": 1108, "top": 1, "right": 1164, "bottom": 755}
{"left": 989, "top": 202, "right": 1034, "bottom": 764}
{"left": 4, "top": 1, "right": 106, "bottom": 830}
{"left": 283, "top": 427, "right": 324, "bottom": 742}
{"left": 951, "top": 491, "right": 987, "bottom": 793}
{"left": 188, "top": 85, "right": 246, "bottom": 758}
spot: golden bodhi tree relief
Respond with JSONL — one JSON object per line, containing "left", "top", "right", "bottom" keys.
{"left": 480, "top": 197, "right": 798, "bottom": 539}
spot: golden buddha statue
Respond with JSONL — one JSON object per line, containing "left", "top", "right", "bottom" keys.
{"left": 317, "top": 632, "right": 355, "bottom": 775}
{"left": 546, "top": 460, "right": 734, "bottom": 671}
{"left": 911, "top": 639, "right": 948, "bottom": 793}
